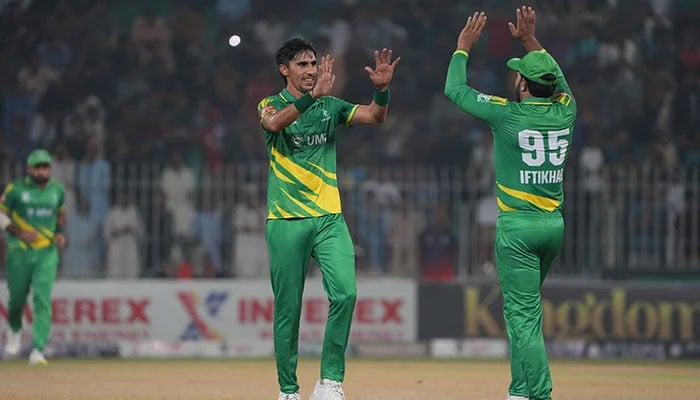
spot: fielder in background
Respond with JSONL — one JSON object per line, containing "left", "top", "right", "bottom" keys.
{"left": 1, "top": 149, "right": 67, "bottom": 365}
{"left": 257, "top": 37, "right": 399, "bottom": 400}
{"left": 444, "top": 7, "right": 576, "bottom": 400}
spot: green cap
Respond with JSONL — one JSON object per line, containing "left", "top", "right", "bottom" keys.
{"left": 507, "top": 51, "right": 558, "bottom": 85}
{"left": 27, "top": 149, "right": 52, "bottom": 166}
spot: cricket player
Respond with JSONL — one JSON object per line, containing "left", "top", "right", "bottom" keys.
{"left": 1, "top": 149, "right": 67, "bottom": 365}
{"left": 444, "top": 7, "right": 576, "bottom": 400}
{"left": 257, "top": 38, "right": 399, "bottom": 400}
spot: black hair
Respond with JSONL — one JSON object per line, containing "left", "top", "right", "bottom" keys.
{"left": 275, "top": 37, "right": 316, "bottom": 84}
{"left": 524, "top": 73, "right": 557, "bottom": 98}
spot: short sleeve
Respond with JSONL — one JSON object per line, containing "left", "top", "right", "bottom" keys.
{"left": 328, "top": 96, "right": 359, "bottom": 127}
{"left": 257, "top": 96, "right": 286, "bottom": 125}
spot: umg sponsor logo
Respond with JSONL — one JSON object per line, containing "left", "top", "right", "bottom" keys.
{"left": 290, "top": 133, "right": 329, "bottom": 150}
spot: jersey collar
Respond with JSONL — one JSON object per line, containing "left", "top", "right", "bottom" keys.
{"left": 522, "top": 97, "right": 553, "bottom": 106}
{"left": 23, "top": 176, "right": 50, "bottom": 189}
{"left": 279, "top": 89, "right": 296, "bottom": 103}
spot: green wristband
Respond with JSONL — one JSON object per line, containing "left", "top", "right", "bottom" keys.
{"left": 293, "top": 93, "right": 316, "bottom": 113}
{"left": 373, "top": 88, "right": 390, "bottom": 106}
{"left": 55, "top": 226, "right": 64, "bottom": 234}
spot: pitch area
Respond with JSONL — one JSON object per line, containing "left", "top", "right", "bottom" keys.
{"left": 1, "top": 358, "right": 698, "bottom": 399}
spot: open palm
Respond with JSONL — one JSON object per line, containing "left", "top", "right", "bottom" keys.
{"left": 364, "top": 48, "right": 401, "bottom": 91}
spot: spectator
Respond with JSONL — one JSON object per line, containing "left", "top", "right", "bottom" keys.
{"left": 62, "top": 195, "right": 100, "bottom": 278}
{"left": 77, "top": 138, "right": 110, "bottom": 222}
{"left": 51, "top": 142, "right": 76, "bottom": 212}
{"left": 419, "top": 203, "right": 457, "bottom": 281}
{"left": 16, "top": 58, "right": 59, "bottom": 102}
{"left": 36, "top": 35, "right": 72, "bottom": 73}
{"left": 160, "top": 150, "right": 196, "bottom": 263}
{"left": 231, "top": 184, "right": 267, "bottom": 278}
{"left": 389, "top": 202, "right": 422, "bottom": 277}
{"left": 104, "top": 195, "right": 144, "bottom": 279}
{"left": 193, "top": 195, "right": 225, "bottom": 276}
{"left": 130, "top": 8, "right": 174, "bottom": 72}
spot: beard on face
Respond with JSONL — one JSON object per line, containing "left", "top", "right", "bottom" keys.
{"left": 30, "top": 174, "right": 49, "bottom": 184}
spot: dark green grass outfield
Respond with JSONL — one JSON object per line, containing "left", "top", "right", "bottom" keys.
{"left": 1, "top": 358, "right": 698, "bottom": 399}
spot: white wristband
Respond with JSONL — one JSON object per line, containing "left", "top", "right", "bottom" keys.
{"left": 0, "top": 212, "right": 10, "bottom": 230}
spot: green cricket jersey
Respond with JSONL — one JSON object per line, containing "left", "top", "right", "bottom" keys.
{"left": 444, "top": 50, "right": 577, "bottom": 213}
{"left": 258, "top": 89, "right": 359, "bottom": 219}
{"left": 0, "top": 177, "right": 65, "bottom": 250}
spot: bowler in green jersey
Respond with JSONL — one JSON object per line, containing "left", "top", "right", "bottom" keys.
{"left": 257, "top": 38, "right": 399, "bottom": 400}
{"left": 1, "top": 149, "right": 67, "bottom": 365}
{"left": 444, "top": 7, "right": 576, "bottom": 400}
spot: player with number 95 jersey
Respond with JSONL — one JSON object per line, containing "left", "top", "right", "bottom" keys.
{"left": 444, "top": 7, "right": 575, "bottom": 400}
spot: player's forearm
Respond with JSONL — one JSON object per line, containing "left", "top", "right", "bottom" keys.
{"left": 520, "top": 37, "right": 543, "bottom": 52}
{"left": 369, "top": 86, "right": 390, "bottom": 123}
{"left": 261, "top": 104, "right": 301, "bottom": 132}
{"left": 444, "top": 51, "right": 470, "bottom": 104}
{"left": 5, "top": 223, "right": 22, "bottom": 237}
{"left": 367, "top": 102, "right": 388, "bottom": 124}
{"left": 444, "top": 52, "right": 507, "bottom": 123}
{"left": 56, "top": 211, "right": 66, "bottom": 233}
{"left": 263, "top": 93, "right": 318, "bottom": 132}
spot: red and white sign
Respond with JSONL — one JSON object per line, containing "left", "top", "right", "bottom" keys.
{"left": 0, "top": 278, "right": 416, "bottom": 355}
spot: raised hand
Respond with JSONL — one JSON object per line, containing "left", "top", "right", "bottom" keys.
{"left": 457, "top": 11, "right": 487, "bottom": 53}
{"left": 311, "top": 55, "right": 336, "bottom": 98}
{"left": 508, "top": 5, "right": 536, "bottom": 42}
{"left": 364, "top": 48, "right": 401, "bottom": 91}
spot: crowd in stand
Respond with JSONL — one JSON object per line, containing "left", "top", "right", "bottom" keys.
{"left": 1, "top": 0, "right": 699, "bottom": 279}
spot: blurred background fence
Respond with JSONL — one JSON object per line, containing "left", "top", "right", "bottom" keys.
{"left": 3, "top": 161, "right": 698, "bottom": 280}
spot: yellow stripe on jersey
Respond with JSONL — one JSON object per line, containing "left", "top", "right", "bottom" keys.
{"left": 497, "top": 182, "right": 560, "bottom": 212}
{"left": 258, "top": 98, "right": 273, "bottom": 110}
{"left": 556, "top": 93, "right": 573, "bottom": 107}
{"left": 274, "top": 203, "right": 296, "bottom": 218}
{"left": 489, "top": 96, "right": 507, "bottom": 106}
{"left": 281, "top": 188, "right": 322, "bottom": 217}
{"left": 306, "top": 161, "right": 337, "bottom": 180}
{"left": 11, "top": 212, "right": 52, "bottom": 248}
{"left": 36, "top": 225, "right": 55, "bottom": 240}
{"left": 497, "top": 197, "right": 516, "bottom": 212}
{"left": 345, "top": 104, "right": 359, "bottom": 126}
{"left": 299, "top": 189, "right": 341, "bottom": 214}
{"left": 271, "top": 146, "right": 341, "bottom": 213}
{"left": 270, "top": 160, "right": 296, "bottom": 184}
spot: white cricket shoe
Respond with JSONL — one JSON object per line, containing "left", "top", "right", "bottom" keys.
{"left": 28, "top": 348, "right": 48, "bottom": 366}
{"left": 507, "top": 395, "right": 529, "bottom": 400}
{"left": 5, "top": 331, "right": 21, "bottom": 356}
{"left": 278, "top": 392, "right": 300, "bottom": 400}
{"left": 309, "top": 379, "right": 345, "bottom": 400}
